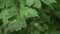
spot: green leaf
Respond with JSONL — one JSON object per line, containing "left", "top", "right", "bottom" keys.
{"left": 23, "top": 7, "right": 38, "bottom": 17}
{"left": 8, "top": 15, "right": 26, "bottom": 31}
{"left": 20, "top": 10, "right": 27, "bottom": 27}
{"left": 41, "top": 0, "right": 56, "bottom": 4}
{"left": 33, "top": 30, "right": 40, "bottom": 34}
{"left": 1, "top": 7, "right": 17, "bottom": 26}
{"left": 45, "top": 31, "right": 48, "bottom": 34}
{"left": 5, "top": 0, "right": 14, "bottom": 7}
{"left": 19, "top": 0, "right": 26, "bottom": 9}
{"left": 33, "top": 0, "right": 41, "bottom": 8}
{"left": 41, "top": 0, "right": 56, "bottom": 9}
{"left": 54, "top": 11, "right": 60, "bottom": 18}
{"left": 26, "top": 0, "right": 34, "bottom": 6}
{"left": 9, "top": 20, "right": 23, "bottom": 31}
{"left": 0, "top": 0, "right": 5, "bottom": 9}
{"left": 37, "top": 25, "right": 46, "bottom": 32}
{"left": 7, "top": 10, "right": 27, "bottom": 31}
{"left": 0, "top": 0, "right": 14, "bottom": 9}
{"left": 0, "top": 13, "right": 2, "bottom": 19}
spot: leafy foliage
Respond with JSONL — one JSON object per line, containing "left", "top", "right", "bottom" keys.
{"left": 0, "top": 0, "right": 60, "bottom": 34}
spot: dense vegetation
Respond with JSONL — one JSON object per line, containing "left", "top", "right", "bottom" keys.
{"left": 0, "top": 0, "right": 60, "bottom": 34}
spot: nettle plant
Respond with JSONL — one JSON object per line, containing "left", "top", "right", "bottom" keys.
{"left": 0, "top": 0, "right": 57, "bottom": 34}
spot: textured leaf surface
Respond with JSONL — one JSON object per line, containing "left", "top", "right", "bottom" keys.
{"left": 7, "top": 10, "right": 27, "bottom": 31}
{"left": 33, "top": 0, "right": 41, "bottom": 8}
{"left": 24, "top": 7, "right": 38, "bottom": 17}
{"left": 26, "top": 0, "right": 34, "bottom": 6}
{"left": 1, "top": 7, "right": 17, "bottom": 26}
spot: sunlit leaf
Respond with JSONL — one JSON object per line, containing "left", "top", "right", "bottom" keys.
{"left": 26, "top": 0, "right": 34, "bottom": 6}
{"left": 33, "top": 0, "right": 41, "bottom": 8}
